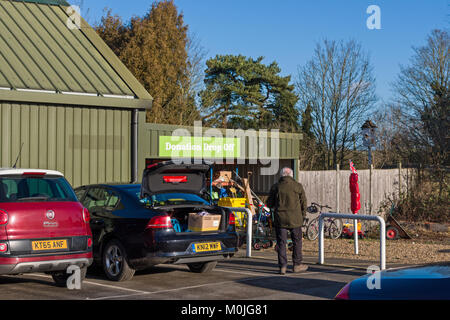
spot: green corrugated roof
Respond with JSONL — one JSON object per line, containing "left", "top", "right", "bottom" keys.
{"left": 11, "top": 0, "right": 70, "bottom": 6}
{"left": 0, "top": 0, "right": 153, "bottom": 107}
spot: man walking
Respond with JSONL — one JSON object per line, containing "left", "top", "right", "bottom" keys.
{"left": 267, "top": 167, "right": 308, "bottom": 275}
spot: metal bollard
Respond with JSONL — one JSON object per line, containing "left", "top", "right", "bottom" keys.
{"left": 224, "top": 207, "right": 253, "bottom": 258}
{"left": 318, "top": 213, "right": 386, "bottom": 270}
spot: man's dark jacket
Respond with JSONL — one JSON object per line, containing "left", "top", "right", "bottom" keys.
{"left": 267, "top": 176, "right": 307, "bottom": 229}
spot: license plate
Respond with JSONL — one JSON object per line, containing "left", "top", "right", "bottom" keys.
{"left": 192, "top": 242, "right": 221, "bottom": 253}
{"left": 32, "top": 239, "right": 68, "bottom": 251}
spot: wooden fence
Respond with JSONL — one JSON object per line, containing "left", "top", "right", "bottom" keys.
{"left": 298, "top": 164, "right": 415, "bottom": 217}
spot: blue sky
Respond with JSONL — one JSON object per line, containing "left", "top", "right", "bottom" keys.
{"left": 75, "top": 0, "right": 448, "bottom": 106}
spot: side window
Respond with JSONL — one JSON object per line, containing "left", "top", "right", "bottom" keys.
{"left": 106, "top": 191, "right": 120, "bottom": 210}
{"left": 74, "top": 188, "right": 86, "bottom": 202}
{"left": 83, "top": 187, "right": 110, "bottom": 214}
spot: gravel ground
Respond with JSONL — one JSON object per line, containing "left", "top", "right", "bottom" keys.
{"left": 302, "top": 238, "right": 450, "bottom": 264}
{"left": 247, "top": 221, "right": 449, "bottom": 265}
{"left": 301, "top": 226, "right": 450, "bottom": 264}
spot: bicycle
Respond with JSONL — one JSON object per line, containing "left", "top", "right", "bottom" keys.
{"left": 305, "top": 202, "right": 343, "bottom": 241}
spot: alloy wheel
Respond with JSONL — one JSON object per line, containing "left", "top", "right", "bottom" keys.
{"left": 105, "top": 244, "right": 124, "bottom": 277}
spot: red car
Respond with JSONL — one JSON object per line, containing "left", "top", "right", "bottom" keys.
{"left": 0, "top": 169, "right": 93, "bottom": 286}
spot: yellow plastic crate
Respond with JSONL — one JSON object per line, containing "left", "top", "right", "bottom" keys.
{"left": 218, "top": 197, "right": 247, "bottom": 228}
{"left": 218, "top": 197, "right": 247, "bottom": 208}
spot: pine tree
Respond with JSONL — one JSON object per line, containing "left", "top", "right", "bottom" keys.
{"left": 200, "top": 54, "right": 299, "bottom": 131}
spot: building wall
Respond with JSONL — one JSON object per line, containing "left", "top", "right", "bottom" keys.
{"left": 0, "top": 102, "right": 131, "bottom": 187}
{"left": 137, "top": 119, "right": 302, "bottom": 194}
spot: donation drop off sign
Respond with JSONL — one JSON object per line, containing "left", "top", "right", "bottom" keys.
{"left": 159, "top": 136, "right": 241, "bottom": 159}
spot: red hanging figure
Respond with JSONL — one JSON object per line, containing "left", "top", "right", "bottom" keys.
{"left": 349, "top": 160, "right": 360, "bottom": 214}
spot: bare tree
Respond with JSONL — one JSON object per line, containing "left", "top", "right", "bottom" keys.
{"left": 178, "top": 32, "right": 208, "bottom": 125}
{"left": 392, "top": 29, "right": 449, "bottom": 159}
{"left": 390, "top": 29, "right": 449, "bottom": 198}
{"left": 296, "top": 39, "right": 377, "bottom": 169}
{"left": 186, "top": 32, "right": 207, "bottom": 101}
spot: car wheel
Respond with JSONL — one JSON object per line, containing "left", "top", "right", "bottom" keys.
{"left": 102, "top": 239, "right": 135, "bottom": 281}
{"left": 51, "top": 266, "right": 87, "bottom": 287}
{"left": 187, "top": 261, "right": 217, "bottom": 273}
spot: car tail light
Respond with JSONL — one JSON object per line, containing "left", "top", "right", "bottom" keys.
{"left": 146, "top": 216, "right": 173, "bottom": 229}
{"left": 0, "top": 243, "right": 7, "bottom": 253}
{"left": 87, "top": 237, "right": 92, "bottom": 248}
{"left": 335, "top": 282, "right": 351, "bottom": 300}
{"left": 228, "top": 212, "right": 235, "bottom": 225}
{"left": 82, "top": 208, "right": 90, "bottom": 223}
{"left": 0, "top": 210, "right": 8, "bottom": 225}
{"left": 163, "top": 176, "right": 187, "bottom": 183}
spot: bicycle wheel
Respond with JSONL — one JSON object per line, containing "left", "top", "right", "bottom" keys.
{"left": 328, "top": 219, "right": 343, "bottom": 239}
{"left": 306, "top": 217, "right": 319, "bottom": 241}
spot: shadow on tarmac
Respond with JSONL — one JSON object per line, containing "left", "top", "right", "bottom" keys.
{"left": 219, "top": 258, "right": 366, "bottom": 277}
{"left": 236, "top": 275, "right": 347, "bottom": 299}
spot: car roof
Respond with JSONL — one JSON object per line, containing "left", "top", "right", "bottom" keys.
{"left": 108, "top": 184, "right": 140, "bottom": 190}
{"left": 0, "top": 168, "right": 64, "bottom": 176}
{"left": 77, "top": 183, "right": 140, "bottom": 190}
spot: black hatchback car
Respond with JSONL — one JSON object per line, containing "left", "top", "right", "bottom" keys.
{"left": 74, "top": 161, "right": 238, "bottom": 281}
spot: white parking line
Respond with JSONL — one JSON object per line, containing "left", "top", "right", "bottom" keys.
{"left": 22, "top": 273, "right": 148, "bottom": 295}
{"left": 89, "top": 276, "right": 270, "bottom": 300}
{"left": 90, "top": 267, "right": 358, "bottom": 300}
{"left": 18, "top": 265, "right": 358, "bottom": 300}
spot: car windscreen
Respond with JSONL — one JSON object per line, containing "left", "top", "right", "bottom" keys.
{"left": 0, "top": 175, "right": 78, "bottom": 202}
{"left": 124, "top": 186, "right": 209, "bottom": 206}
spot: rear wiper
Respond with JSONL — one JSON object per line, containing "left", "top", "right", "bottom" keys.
{"left": 17, "top": 196, "right": 49, "bottom": 201}
{"left": 48, "top": 197, "right": 69, "bottom": 202}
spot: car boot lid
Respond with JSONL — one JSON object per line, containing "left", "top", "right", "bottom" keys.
{"left": 0, "top": 168, "right": 63, "bottom": 176}
{"left": 140, "top": 160, "right": 212, "bottom": 198}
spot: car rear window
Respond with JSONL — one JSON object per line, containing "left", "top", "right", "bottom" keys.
{"left": 124, "top": 186, "right": 210, "bottom": 206}
{"left": 0, "top": 175, "right": 78, "bottom": 202}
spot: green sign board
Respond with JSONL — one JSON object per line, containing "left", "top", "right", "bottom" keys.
{"left": 159, "top": 136, "right": 240, "bottom": 158}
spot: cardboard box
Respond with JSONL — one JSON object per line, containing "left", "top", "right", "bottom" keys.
{"left": 219, "top": 171, "right": 232, "bottom": 182}
{"left": 188, "top": 213, "right": 221, "bottom": 232}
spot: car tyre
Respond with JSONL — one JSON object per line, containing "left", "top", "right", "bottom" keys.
{"left": 102, "top": 239, "right": 135, "bottom": 281}
{"left": 51, "top": 265, "right": 87, "bottom": 287}
{"left": 187, "top": 261, "right": 217, "bottom": 273}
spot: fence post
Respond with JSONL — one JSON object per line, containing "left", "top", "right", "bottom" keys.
{"left": 336, "top": 164, "right": 340, "bottom": 213}
{"left": 398, "top": 162, "right": 402, "bottom": 199}
{"left": 369, "top": 164, "right": 373, "bottom": 215}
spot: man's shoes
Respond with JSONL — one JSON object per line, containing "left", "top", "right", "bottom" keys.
{"left": 293, "top": 264, "right": 309, "bottom": 273}
{"left": 279, "top": 266, "right": 287, "bottom": 275}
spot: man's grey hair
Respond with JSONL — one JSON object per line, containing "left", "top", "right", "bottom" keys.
{"left": 280, "top": 167, "right": 294, "bottom": 177}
